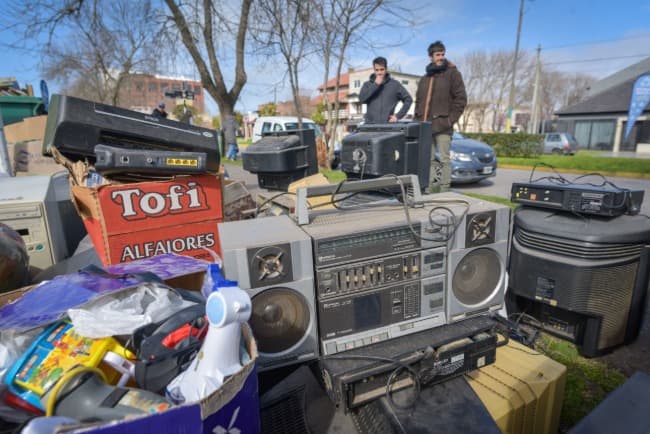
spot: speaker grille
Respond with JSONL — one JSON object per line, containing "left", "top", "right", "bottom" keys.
{"left": 250, "top": 287, "right": 310, "bottom": 354}
{"left": 515, "top": 226, "right": 644, "bottom": 260}
{"left": 452, "top": 248, "right": 502, "bottom": 306}
{"left": 510, "top": 238, "right": 640, "bottom": 350}
{"left": 563, "top": 261, "right": 638, "bottom": 349}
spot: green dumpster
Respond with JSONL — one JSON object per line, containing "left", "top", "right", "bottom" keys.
{"left": 0, "top": 96, "right": 46, "bottom": 126}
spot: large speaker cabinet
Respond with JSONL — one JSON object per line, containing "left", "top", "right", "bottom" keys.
{"left": 218, "top": 215, "right": 319, "bottom": 370}
{"left": 446, "top": 197, "right": 511, "bottom": 323}
{"left": 507, "top": 207, "right": 650, "bottom": 357}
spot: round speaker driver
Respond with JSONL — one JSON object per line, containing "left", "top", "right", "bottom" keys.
{"left": 452, "top": 248, "right": 501, "bottom": 306}
{"left": 250, "top": 287, "right": 310, "bottom": 354}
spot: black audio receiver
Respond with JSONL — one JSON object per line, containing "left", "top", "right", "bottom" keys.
{"left": 511, "top": 181, "right": 644, "bottom": 217}
{"left": 320, "top": 315, "right": 497, "bottom": 411}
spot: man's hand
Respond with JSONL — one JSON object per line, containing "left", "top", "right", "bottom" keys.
{"left": 375, "top": 75, "right": 384, "bottom": 85}
{"left": 389, "top": 115, "right": 397, "bottom": 122}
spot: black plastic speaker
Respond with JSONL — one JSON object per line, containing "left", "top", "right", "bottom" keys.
{"left": 507, "top": 206, "right": 650, "bottom": 357}
{"left": 341, "top": 122, "right": 432, "bottom": 191}
{"left": 242, "top": 129, "right": 318, "bottom": 191}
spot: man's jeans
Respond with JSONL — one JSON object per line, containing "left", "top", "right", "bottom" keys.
{"left": 429, "top": 133, "right": 451, "bottom": 192}
{"left": 226, "top": 143, "right": 239, "bottom": 160}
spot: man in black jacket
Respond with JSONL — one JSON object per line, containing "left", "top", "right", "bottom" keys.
{"left": 359, "top": 57, "right": 413, "bottom": 123}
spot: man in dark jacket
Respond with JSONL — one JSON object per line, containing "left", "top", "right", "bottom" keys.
{"left": 414, "top": 41, "right": 467, "bottom": 192}
{"left": 152, "top": 102, "right": 168, "bottom": 119}
{"left": 359, "top": 57, "right": 413, "bottom": 123}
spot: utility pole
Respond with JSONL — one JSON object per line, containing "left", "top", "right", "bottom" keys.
{"left": 529, "top": 44, "right": 542, "bottom": 134}
{"left": 506, "top": 0, "right": 525, "bottom": 133}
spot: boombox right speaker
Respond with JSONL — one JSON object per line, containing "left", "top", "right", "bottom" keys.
{"left": 446, "top": 197, "right": 511, "bottom": 323}
{"left": 507, "top": 207, "right": 650, "bottom": 357}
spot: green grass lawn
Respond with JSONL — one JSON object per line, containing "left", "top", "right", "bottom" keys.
{"left": 536, "top": 334, "right": 627, "bottom": 430}
{"left": 499, "top": 152, "right": 650, "bottom": 177}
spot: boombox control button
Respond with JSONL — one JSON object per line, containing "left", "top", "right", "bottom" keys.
{"left": 354, "top": 339, "right": 363, "bottom": 347}
{"left": 363, "top": 337, "right": 372, "bottom": 345}
{"left": 337, "top": 343, "right": 347, "bottom": 352}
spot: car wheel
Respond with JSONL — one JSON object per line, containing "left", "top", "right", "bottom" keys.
{"left": 552, "top": 148, "right": 562, "bottom": 155}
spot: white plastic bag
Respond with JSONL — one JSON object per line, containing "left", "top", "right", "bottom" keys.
{"left": 0, "top": 328, "right": 42, "bottom": 383}
{"left": 67, "top": 283, "right": 195, "bottom": 338}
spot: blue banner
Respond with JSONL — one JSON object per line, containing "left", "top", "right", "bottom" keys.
{"left": 625, "top": 74, "right": 650, "bottom": 140}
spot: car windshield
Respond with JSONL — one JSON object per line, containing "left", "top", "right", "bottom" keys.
{"left": 452, "top": 132, "right": 466, "bottom": 140}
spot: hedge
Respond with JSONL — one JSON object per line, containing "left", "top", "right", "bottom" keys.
{"left": 461, "top": 132, "right": 544, "bottom": 158}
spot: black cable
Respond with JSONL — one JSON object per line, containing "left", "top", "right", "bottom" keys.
{"left": 324, "top": 353, "right": 424, "bottom": 410}
{"left": 528, "top": 163, "right": 572, "bottom": 184}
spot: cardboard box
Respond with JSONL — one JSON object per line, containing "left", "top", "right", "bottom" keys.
{"left": 71, "top": 175, "right": 224, "bottom": 266}
{"left": 0, "top": 253, "right": 260, "bottom": 434}
{"left": 6, "top": 140, "right": 62, "bottom": 176}
{"left": 3, "top": 115, "right": 47, "bottom": 143}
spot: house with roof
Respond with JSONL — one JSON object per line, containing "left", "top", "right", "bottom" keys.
{"left": 555, "top": 58, "right": 650, "bottom": 153}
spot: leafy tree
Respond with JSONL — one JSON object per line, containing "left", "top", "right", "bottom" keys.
{"left": 259, "top": 102, "right": 278, "bottom": 116}
{"left": 172, "top": 103, "right": 199, "bottom": 119}
{"left": 311, "top": 99, "right": 327, "bottom": 125}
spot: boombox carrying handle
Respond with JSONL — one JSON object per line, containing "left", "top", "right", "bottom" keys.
{"left": 295, "top": 174, "right": 422, "bottom": 225}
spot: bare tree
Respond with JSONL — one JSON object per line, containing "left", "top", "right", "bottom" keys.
{"left": 311, "top": 0, "right": 418, "bottom": 167}
{"left": 561, "top": 72, "right": 596, "bottom": 107}
{"left": 5, "top": 0, "right": 164, "bottom": 106}
{"left": 163, "top": 0, "right": 252, "bottom": 153}
{"left": 251, "top": 0, "right": 312, "bottom": 126}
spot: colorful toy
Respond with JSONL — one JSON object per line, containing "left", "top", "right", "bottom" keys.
{"left": 4, "top": 320, "right": 135, "bottom": 413}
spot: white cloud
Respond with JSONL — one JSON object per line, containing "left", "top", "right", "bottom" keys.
{"left": 541, "top": 30, "right": 650, "bottom": 79}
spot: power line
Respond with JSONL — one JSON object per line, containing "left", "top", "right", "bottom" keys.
{"left": 544, "top": 53, "right": 650, "bottom": 66}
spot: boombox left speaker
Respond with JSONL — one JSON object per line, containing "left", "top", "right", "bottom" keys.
{"left": 446, "top": 197, "right": 510, "bottom": 323}
{"left": 218, "top": 215, "right": 319, "bottom": 370}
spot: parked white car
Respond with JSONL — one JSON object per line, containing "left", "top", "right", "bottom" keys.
{"left": 252, "top": 116, "right": 323, "bottom": 142}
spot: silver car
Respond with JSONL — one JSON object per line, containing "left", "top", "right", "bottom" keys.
{"left": 432, "top": 132, "right": 498, "bottom": 184}
{"left": 543, "top": 133, "right": 579, "bottom": 155}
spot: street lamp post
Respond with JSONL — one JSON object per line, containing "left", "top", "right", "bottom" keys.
{"left": 506, "top": 0, "right": 525, "bottom": 133}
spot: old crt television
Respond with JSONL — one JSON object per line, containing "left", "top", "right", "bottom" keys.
{"left": 341, "top": 122, "right": 432, "bottom": 190}
{"left": 507, "top": 206, "right": 650, "bottom": 357}
{"left": 242, "top": 129, "right": 318, "bottom": 191}
{"left": 42, "top": 94, "right": 221, "bottom": 172}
